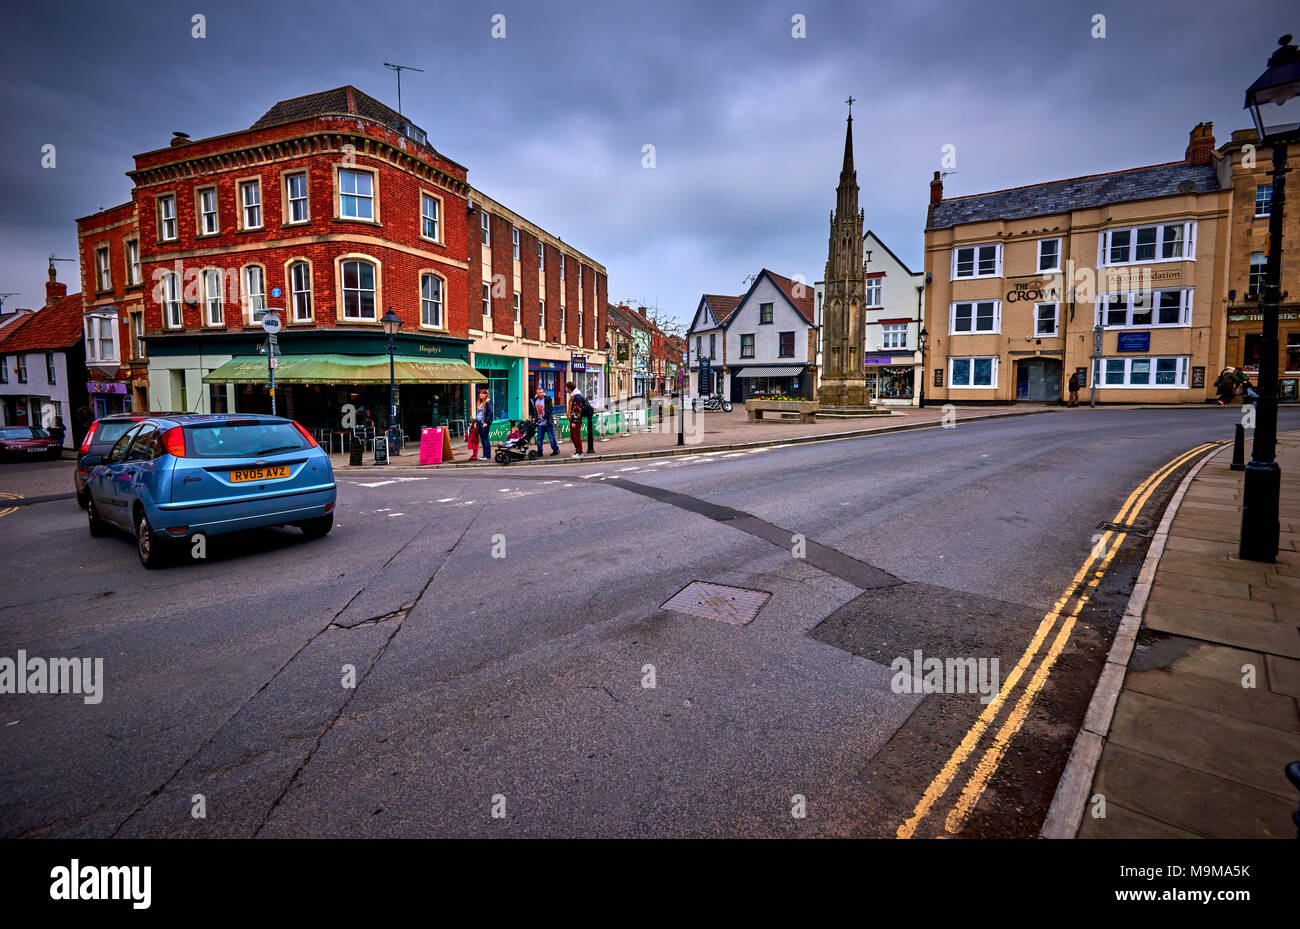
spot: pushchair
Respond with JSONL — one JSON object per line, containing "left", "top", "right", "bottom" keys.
{"left": 494, "top": 419, "right": 538, "bottom": 465}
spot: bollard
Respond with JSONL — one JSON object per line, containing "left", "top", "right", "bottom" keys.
{"left": 586, "top": 413, "right": 594, "bottom": 454}
{"left": 1231, "top": 423, "right": 1246, "bottom": 471}
{"left": 677, "top": 400, "right": 684, "bottom": 446}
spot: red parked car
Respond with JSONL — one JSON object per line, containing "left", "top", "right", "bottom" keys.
{"left": 0, "top": 426, "right": 63, "bottom": 461}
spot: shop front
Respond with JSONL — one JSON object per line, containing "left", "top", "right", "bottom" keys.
{"left": 88, "top": 380, "right": 131, "bottom": 419}
{"left": 473, "top": 352, "right": 523, "bottom": 421}
{"left": 1228, "top": 309, "right": 1300, "bottom": 403}
{"left": 729, "top": 364, "right": 812, "bottom": 401}
{"left": 864, "top": 357, "right": 917, "bottom": 405}
{"left": 527, "top": 357, "right": 568, "bottom": 406}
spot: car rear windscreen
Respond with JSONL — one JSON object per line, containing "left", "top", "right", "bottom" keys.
{"left": 183, "top": 422, "right": 308, "bottom": 459}
{"left": 0, "top": 427, "right": 44, "bottom": 440}
{"left": 94, "top": 422, "right": 136, "bottom": 445}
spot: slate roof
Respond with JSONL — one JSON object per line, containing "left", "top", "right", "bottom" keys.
{"left": 0, "top": 293, "right": 84, "bottom": 353}
{"left": 252, "top": 86, "right": 411, "bottom": 135}
{"left": 928, "top": 160, "right": 1223, "bottom": 230}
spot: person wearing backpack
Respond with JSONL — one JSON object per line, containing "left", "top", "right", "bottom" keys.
{"left": 566, "top": 380, "right": 590, "bottom": 458}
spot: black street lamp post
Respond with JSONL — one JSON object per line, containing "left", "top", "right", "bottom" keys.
{"left": 1241, "top": 34, "right": 1300, "bottom": 562}
{"left": 917, "top": 327, "right": 928, "bottom": 408}
{"left": 381, "top": 307, "right": 403, "bottom": 454}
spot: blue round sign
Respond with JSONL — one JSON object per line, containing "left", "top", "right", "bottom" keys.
{"left": 271, "top": 288, "right": 282, "bottom": 298}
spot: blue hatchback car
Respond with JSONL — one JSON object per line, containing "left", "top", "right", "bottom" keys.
{"left": 82, "top": 413, "right": 337, "bottom": 567}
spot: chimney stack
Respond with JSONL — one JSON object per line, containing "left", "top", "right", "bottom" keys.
{"left": 930, "top": 170, "right": 944, "bottom": 205}
{"left": 45, "top": 265, "right": 66, "bottom": 306}
{"left": 1185, "top": 122, "right": 1215, "bottom": 165}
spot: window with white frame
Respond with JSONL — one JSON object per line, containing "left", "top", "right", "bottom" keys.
{"left": 1249, "top": 252, "right": 1267, "bottom": 295}
{"left": 949, "top": 356, "right": 997, "bottom": 388}
{"left": 131, "top": 312, "right": 144, "bottom": 360}
{"left": 421, "top": 274, "right": 444, "bottom": 328}
{"left": 15, "top": 354, "right": 27, "bottom": 383}
{"left": 577, "top": 264, "right": 582, "bottom": 289}
{"left": 1037, "top": 238, "right": 1061, "bottom": 272}
{"left": 290, "top": 261, "right": 312, "bottom": 322}
{"left": 1100, "top": 221, "right": 1195, "bottom": 265}
{"left": 339, "top": 169, "right": 374, "bottom": 220}
{"left": 340, "top": 260, "right": 375, "bottom": 320}
{"left": 1, "top": 356, "right": 8, "bottom": 383}
{"left": 286, "top": 172, "right": 309, "bottom": 223}
{"left": 1101, "top": 355, "right": 1188, "bottom": 388}
{"left": 203, "top": 268, "right": 223, "bottom": 326}
{"left": 740, "top": 333, "right": 755, "bottom": 358}
{"left": 881, "top": 322, "right": 908, "bottom": 349}
{"left": 952, "top": 243, "right": 1001, "bottom": 279}
{"left": 561, "top": 304, "right": 566, "bottom": 335}
{"left": 511, "top": 228, "right": 520, "bottom": 260}
{"left": 479, "top": 211, "right": 490, "bottom": 246}
{"left": 242, "top": 266, "right": 266, "bottom": 321}
{"left": 950, "top": 299, "right": 1000, "bottom": 333}
{"left": 159, "top": 272, "right": 181, "bottom": 329}
{"left": 199, "top": 187, "right": 218, "bottom": 234}
{"left": 95, "top": 245, "right": 111, "bottom": 292}
{"left": 865, "top": 277, "right": 883, "bottom": 307}
{"left": 1097, "top": 289, "right": 1192, "bottom": 328}
{"left": 125, "top": 240, "right": 140, "bottom": 286}
{"left": 86, "top": 313, "right": 120, "bottom": 360}
{"left": 421, "top": 193, "right": 440, "bottom": 241}
{"left": 560, "top": 254, "right": 566, "bottom": 280}
{"left": 1034, "top": 302, "right": 1059, "bottom": 336}
{"left": 537, "top": 240, "right": 544, "bottom": 270}
{"left": 513, "top": 291, "right": 521, "bottom": 323}
{"left": 240, "top": 180, "right": 262, "bottom": 229}
{"left": 709, "top": 333, "right": 716, "bottom": 358}
{"left": 539, "top": 299, "right": 546, "bottom": 330}
{"left": 1256, "top": 184, "right": 1272, "bottom": 217}
{"left": 158, "top": 195, "right": 177, "bottom": 241}
{"left": 46, "top": 352, "right": 56, "bottom": 384}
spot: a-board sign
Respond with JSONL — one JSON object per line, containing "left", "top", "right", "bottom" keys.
{"left": 374, "top": 435, "right": 389, "bottom": 465}
{"left": 419, "top": 427, "right": 455, "bottom": 465}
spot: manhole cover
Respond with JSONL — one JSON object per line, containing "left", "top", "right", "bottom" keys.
{"left": 661, "top": 581, "right": 771, "bottom": 626}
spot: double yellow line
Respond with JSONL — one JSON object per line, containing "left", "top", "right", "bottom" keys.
{"left": 896, "top": 440, "right": 1222, "bottom": 839}
{"left": 0, "top": 491, "right": 21, "bottom": 520}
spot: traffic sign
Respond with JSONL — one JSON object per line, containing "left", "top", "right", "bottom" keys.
{"left": 261, "top": 312, "right": 282, "bottom": 334}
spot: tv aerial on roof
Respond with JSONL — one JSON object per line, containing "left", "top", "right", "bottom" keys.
{"left": 383, "top": 61, "right": 424, "bottom": 115}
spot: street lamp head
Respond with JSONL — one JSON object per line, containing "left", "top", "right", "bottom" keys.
{"left": 381, "top": 307, "right": 403, "bottom": 337}
{"left": 1245, "top": 34, "right": 1300, "bottom": 143}
{"left": 919, "top": 326, "right": 929, "bottom": 347}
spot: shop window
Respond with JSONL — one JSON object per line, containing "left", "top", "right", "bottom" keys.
{"left": 950, "top": 356, "right": 996, "bottom": 388}
{"left": 1243, "top": 334, "right": 1263, "bottom": 370}
{"left": 1287, "top": 333, "right": 1300, "bottom": 373}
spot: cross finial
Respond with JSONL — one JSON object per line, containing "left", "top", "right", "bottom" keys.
{"left": 845, "top": 95, "right": 855, "bottom": 119}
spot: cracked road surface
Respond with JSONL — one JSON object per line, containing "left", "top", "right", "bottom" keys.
{"left": 1, "top": 407, "right": 1290, "bottom": 837}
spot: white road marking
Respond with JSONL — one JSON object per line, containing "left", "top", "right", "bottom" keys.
{"left": 582, "top": 473, "right": 604, "bottom": 479}
{"left": 437, "top": 497, "right": 455, "bottom": 503}
{"left": 358, "top": 481, "right": 396, "bottom": 488}
{"left": 388, "top": 513, "right": 404, "bottom": 517}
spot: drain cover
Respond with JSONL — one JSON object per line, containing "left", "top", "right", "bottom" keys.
{"left": 661, "top": 581, "right": 771, "bottom": 626}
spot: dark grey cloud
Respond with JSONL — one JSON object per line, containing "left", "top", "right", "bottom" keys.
{"left": 0, "top": 0, "right": 1293, "bottom": 319}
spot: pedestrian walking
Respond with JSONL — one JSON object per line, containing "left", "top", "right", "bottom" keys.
{"left": 566, "top": 380, "right": 588, "bottom": 458}
{"left": 1213, "top": 367, "right": 1236, "bottom": 405}
{"left": 1066, "top": 373, "right": 1080, "bottom": 407}
{"left": 48, "top": 417, "right": 66, "bottom": 446}
{"left": 530, "top": 386, "right": 560, "bottom": 456}
{"left": 475, "top": 389, "right": 493, "bottom": 459}
{"left": 1240, "top": 376, "right": 1259, "bottom": 405}
{"left": 466, "top": 412, "right": 480, "bottom": 459}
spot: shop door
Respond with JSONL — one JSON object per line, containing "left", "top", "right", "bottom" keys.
{"left": 1017, "top": 358, "right": 1062, "bottom": 402}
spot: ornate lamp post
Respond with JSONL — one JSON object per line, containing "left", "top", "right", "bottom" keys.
{"left": 381, "top": 307, "right": 403, "bottom": 451}
{"left": 1240, "top": 34, "right": 1300, "bottom": 562}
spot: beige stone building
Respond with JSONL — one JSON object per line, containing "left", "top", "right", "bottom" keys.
{"left": 923, "top": 124, "right": 1231, "bottom": 404}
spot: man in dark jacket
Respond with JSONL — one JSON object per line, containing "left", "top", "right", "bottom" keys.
{"left": 530, "top": 387, "right": 560, "bottom": 456}
{"left": 1066, "top": 373, "right": 1080, "bottom": 407}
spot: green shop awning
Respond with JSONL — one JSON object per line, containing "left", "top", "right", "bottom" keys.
{"left": 202, "top": 354, "right": 485, "bottom": 386}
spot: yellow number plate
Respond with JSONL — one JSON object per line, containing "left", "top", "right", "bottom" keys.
{"left": 230, "top": 465, "right": 290, "bottom": 483}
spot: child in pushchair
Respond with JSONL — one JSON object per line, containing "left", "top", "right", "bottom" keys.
{"left": 494, "top": 419, "right": 538, "bottom": 464}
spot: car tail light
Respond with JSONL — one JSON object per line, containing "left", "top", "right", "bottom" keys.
{"left": 325, "top": 502, "right": 335, "bottom": 512}
{"left": 79, "top": 421, "right": 99, "bottom": 454}
{"left": 292, "top": 420, "right": 318, "bottom": 447}
{"left": 162, "top": 426, "right": 186, "bottom": 458}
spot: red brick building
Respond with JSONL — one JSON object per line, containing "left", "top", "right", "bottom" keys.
{"left": 74, "top": 86, "right": 607, "bottom": 432}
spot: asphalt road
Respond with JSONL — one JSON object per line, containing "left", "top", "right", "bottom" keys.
{"left": 1, "top": 405, "right": 1293, "bottom": 838}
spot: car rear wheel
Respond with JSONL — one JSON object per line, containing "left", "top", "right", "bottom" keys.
{"left": 135, "top": 511, "right": 171, "bottom": 569}
{"left": 76, "top": 489, "right": 89, "bottom": 509}
{"left": 300, "top": 514, "right": 333, "bottom": 539}
{"left": 87, "top": 496, "right": 108, "bottom": 537}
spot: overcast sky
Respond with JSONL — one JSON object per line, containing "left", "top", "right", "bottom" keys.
{"left": 0, "top": 0, "right": 1293, "bottom": 322}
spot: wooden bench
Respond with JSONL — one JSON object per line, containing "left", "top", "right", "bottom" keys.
{"left": 745, "top": 399, "right": 819, "bottom": 423}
